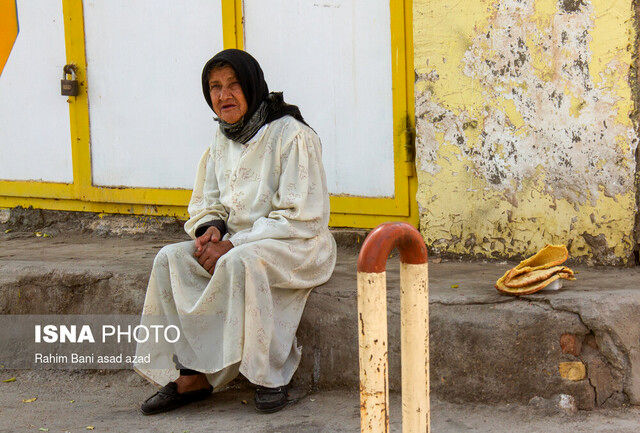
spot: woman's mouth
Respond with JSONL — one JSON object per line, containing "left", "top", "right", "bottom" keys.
{"left": 221, "top": 104, "right": 236, "bottom": 111}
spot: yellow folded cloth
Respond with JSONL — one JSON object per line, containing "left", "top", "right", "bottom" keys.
{"left": 495, "top": 244, "right": 576, "bottom": 295}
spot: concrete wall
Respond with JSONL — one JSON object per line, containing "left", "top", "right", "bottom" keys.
{"left": 413, "top": 0, "right": 639, "bottom": 264}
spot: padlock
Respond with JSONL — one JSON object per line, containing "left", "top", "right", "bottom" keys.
{"left": 61, "top": 64, "right": 79, "bottom": 96}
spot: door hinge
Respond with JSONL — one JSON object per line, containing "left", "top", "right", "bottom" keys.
{"left": 402, "top": 126, "right": 416, "bottom": 177}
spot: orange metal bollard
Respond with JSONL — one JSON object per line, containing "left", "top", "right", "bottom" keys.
{"left": 357, "top": 222, "right": 430, "bottom": 433}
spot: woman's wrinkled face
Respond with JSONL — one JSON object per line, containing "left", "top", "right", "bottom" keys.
{"left": 208, "top": 65, "right": 248, "bottom": 124}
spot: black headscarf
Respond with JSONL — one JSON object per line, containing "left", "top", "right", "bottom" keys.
{"left": 201, "top": 49, "right": 308, "bottom": 143}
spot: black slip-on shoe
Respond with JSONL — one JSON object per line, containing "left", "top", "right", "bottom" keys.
{"left": 140, "top": 381, "right": 213, "bottom": 415}
{"left": 254, "top": 385, "right": 289, "bottom": 413}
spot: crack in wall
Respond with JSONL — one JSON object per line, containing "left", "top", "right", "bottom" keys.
{"left": 434, "top": 294, "right": 632, "bottom": 407}
{"left": 632, "top": 0, "right": 640, "bottom": 264}
{"left": 430, "top": 298, "right": 517, "bottom": 307}
{"left": 586, "top": 362, "right": 601, "bottom": 404}
{"left": 522, "top": 296, "right": 631, "bottom": 405}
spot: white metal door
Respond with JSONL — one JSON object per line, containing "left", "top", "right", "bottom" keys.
{"left": 0, "top": 0, "right": 73, "bottom": 183}
{"left": 83, "top": 0, "right": 225, "bottom": 189}
{"left": 243, "top": 0, "right": 395, "bottom": 198}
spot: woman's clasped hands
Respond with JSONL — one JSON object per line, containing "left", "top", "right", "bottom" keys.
{"left": 194, "top": 226, "right": 234, "bottom": 274}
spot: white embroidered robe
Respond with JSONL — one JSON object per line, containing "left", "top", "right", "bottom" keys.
{"left": 134, "top": 115, "right": 337, "bottom": 389}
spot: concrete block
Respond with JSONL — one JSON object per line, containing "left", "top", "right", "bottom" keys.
{"left": 2, "top": 234, "right": 640, "bottom": 410}
{"left": 560, "top": 333, "right": 583, "bottom": 357}
{"left": 558, "top": 362, "right": 586, "bottom": 381}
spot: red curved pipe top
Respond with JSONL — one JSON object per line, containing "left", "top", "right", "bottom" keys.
{"left": 357, "top": 222, "right": 428, "bottom": 273}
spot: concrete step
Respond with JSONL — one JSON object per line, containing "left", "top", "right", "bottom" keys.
{"left": 1, "top": 233, "right": 640, "bottom": 410}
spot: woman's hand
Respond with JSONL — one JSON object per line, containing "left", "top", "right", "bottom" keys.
{"left": 194, "top": 240, "right": 233, "bottom": 274}
{"left": 195, "top": 226, "right": 222, "bottom": 253}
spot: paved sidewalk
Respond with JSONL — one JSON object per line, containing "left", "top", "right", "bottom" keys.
{"left": 2, "top": 369, "right": 640, "bottom": 433}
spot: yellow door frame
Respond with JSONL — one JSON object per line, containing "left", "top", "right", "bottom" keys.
{"left": 0, "top": 0, "right": 418, "bottom": 227}
{"left": 332, "top": 0, "right": 418, "bottom": 227}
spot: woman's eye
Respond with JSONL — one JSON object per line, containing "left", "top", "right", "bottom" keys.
{"left": 210, "top": 84, "right": 221, "bottom": 91}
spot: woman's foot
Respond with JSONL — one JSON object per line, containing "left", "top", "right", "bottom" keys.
{"left": 140, "top": 374, "right": 213, "bottom": 415}
{"left": 254, "top": 385, "right": 289, "bottom": 413}
{"left": 175, "top": 373, "right": 211, "bottom": 393}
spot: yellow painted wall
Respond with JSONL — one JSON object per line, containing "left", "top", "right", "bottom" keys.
{"left": 413, "top": 0, "right": 638, "bottom": 264}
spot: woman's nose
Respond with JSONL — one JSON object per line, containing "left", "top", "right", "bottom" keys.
{"left": 220, "top": 86, "right": 232, "bottom": 100}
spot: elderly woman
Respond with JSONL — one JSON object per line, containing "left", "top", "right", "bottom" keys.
{"left": 134, "top": 49, "right": 337, "bottom": 415}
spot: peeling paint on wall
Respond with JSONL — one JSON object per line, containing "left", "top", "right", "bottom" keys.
{"left": 414, "top": 0, "right": 638, "bottom": 264}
